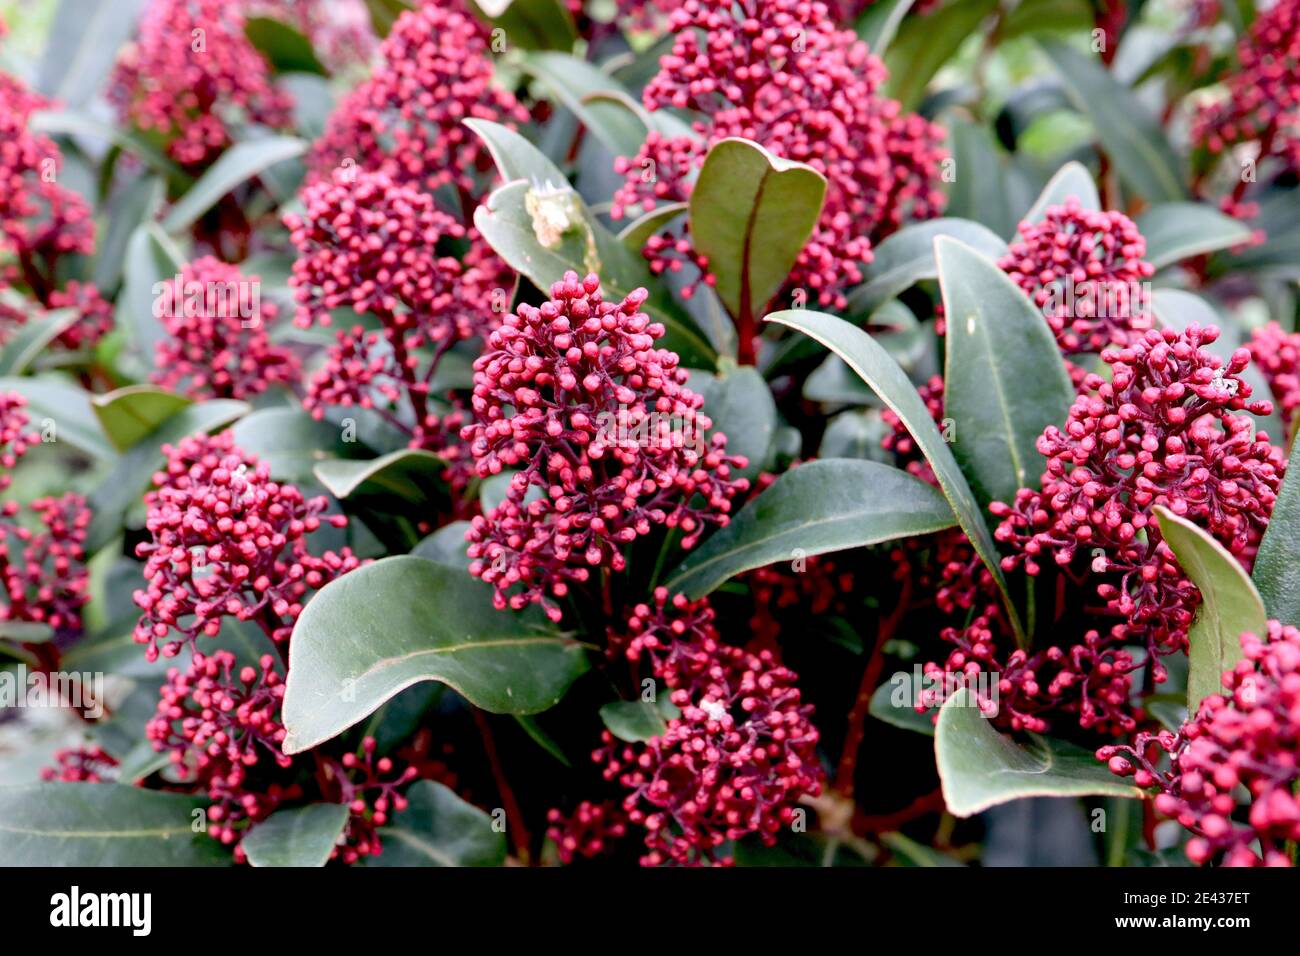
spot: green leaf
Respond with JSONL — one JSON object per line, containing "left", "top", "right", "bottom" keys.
{"left": 664, "top": 458, "right": 955, "bottom": 598}
{"left": 91, "top": 385, "right": 192, "bottom": 453}
{"left": 617, "top": 202, "right": 689, "bottom": 249}
{"left": 370, "top": 780, "right": 506, "bottom": 866}
{"left": 242, "top": 804, "right": 350, "bottom": 867}
{"left": 281, "top": 556, "right": 589, "bottom": 753}
{"left": 600, "top": 700, "right": 668, "bottom": 743}
{"left": 468, "top": 0, "right": 576, "bottom": 51}
{"left": 884, "top": 0, "right": 998, "bottom": 110}
{"left": 848, "top": 218, "right": 1009, "bottom": 317}
{"left": 86, "top": 400, "right": 250, "bottom": 553}
{"left": 37, "top": 0, "right": 148, "bottom": 106}
{"left": 116, "top": 221, "right": 184, "bottom": 359}
{"left": 244, "top": 17, "right": 329, "bottom": 76}
{"left": 943, "top": 115, "right": 1019, "bottom": 238}
{"left": 364, "top": 0, "right": 412, "bottom": 37}
{"left": 855, "top": 0, "right": 916, "bottom": 53}
{"left": 1136, "top": 202, "right": 1254, "bottom": 270}
{"left": 1000, "top": 0, "right": 1094, "bottom": 39}
{"left": 95, "top": 174, "right": 165, "bottom": 292}
{"left": 411, "top": 522, "right": 472, "bottom": 569}
{"left": 313, "top": 449, "right": 446, "bottom": 503}
{"left": 520, "top": 52, "right": 645, "bottom": 156}
{"left": 29, "top": 109, "right": 185, "bottom": 181}
{"left": 230, "top": 408, "right": 355, "bottom": 483}
{"left": 1020, "top": 160, "right": 1101, "bottom": 226}
{"left": 870, "top": 670, "right": 936, "bottom": 736}
{"left": 1155, "top": 506, "right": 1268, "bottom": 714}
{"left": 465, "top": 120, "right": 715, "bottom": 367}
{"left": 934, "top": 688, "right": 1142, "bottom": 817}
{"left": 0, "top": 306, "right": 79, "bottom": 376}
{"left": 162, "top": 136, "right": 308, "bottom": 233}
{"left": 764, "top": 309, "right": 1025, "bottom": 643}
{"left": 1036, "top": 37, "right": 1186, "bottom": 203}
{"left": 689, "top": 138, "right": 827, "bottom": 321}
{"left": 1254, "top": 466, "right": 1300, "bottom": 626}
{"left": 0, "top": 784, "right": 230, "bottom": 865}
{"left": 937, "top": 236, "right": 1073, "bottom": 510}
{"left": 690, "top": 365, "right": 776, "bottom": 480}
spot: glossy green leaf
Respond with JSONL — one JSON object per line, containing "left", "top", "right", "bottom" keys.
{"left": 0, "top": 784, "right": 230, "bottom": 865}
{"left": 943, "top": 116, "right": 1019, "bottom": 238}
{"left": 242, "top": 804, "right": 350, "bottom": 867}
{"left": 937, "top": 236, "right": 1073, "bottom": 509}
{"left": 689, "top": 138, "right": 827, "bottom": 321}
{"left": 95, "top": 174, "right": 166, "bottom": 292}
{"left": 1136, "top": 202, "right": 1254, "bottom": 270}
{"left": 0, "top": 306, "right": 78, "bottom": 376}
{"left": 664, "top": 458, "right": 955, "bottom": 598}
{"left": 116, "top": 221, "right": 184, "bottom": 359}
{"left": 37, "top": 0, "right": 149, "bottom": 105}
{"left": 849, "top": 218, "right": 1009, "bottom": 317}
{"left": 690, "top": 365, "right": 776, "bottom": 480}
{"left": 281, "top": 556, "right": 590, "bottom": 753}
{"left": 884, "top": 0, "right": 998, "bottom": 110}
{"left": 468, "top": 0, "right": 576, "bottom": 52}
{"left": 934, "top": 688, "right": 1142, "bottom": 817}
{"left": 1037, "top": 37, "right": 1186, "bottom": 203}
{"left": 410, "top": 522, "right": 472, "bottom": 569}
{"left": 1254, "top": 465, "right": 1300, "bottom": 626}
{"left": 162, "top": 136, "right": 308, "bottom": 233}
{"left": 230, "top": 408, "right": 356, "bottom": 483}
{"left": 617, "top": 202, "right": 688, "bottom": 249}
{"left": 91, "top": 385, "right": 192, "bottom": 453}
{"left": 30, "top": 109, "right": 184, "bottom": 181}
{"left": 1155, "top": 507, "right": 1268, "bottom": 713}
{"left": 244, "top": 17, "right": 329, "bottom": 76}
{"left": 520, "top": 52, "right": 645, "bottom": 156}
{"left": 1020, "top": 160, "right": 1100, "bottom": 226}
{"left": 600, "top": 700, "right": 668, "bottom": 743}
{"left": 855, "top": 0, "right": 916, "bottom": 53}
{"left": 869, "top": 670, "right": 936, "bottom": 736}
{"left": 765, "top": 309, "right": 1025, "bottom": 643}
{"left": 371, "top": 781, "right": 506, "bottom": 866}
{"left": 313, "top": 448, "right": 445, "bottom": 504}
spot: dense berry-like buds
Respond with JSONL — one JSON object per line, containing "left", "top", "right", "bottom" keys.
{"left": 596, "top": 590, "right": 822, "bottom": 865}
{"left": 1102, "top": 621, "right": 1300, "bottom": 867}
{"left": 546, "top": 800, "right": 630, "bottom": 864}
{"left": 132, "top": 432, "right": 358, "bottom": 661}
{"left": 610, "top": 0, "right": 945, "bottom": 311}
{"left": 152, "top": 257, "right": 299, "bottom": 400}
{"left": 998, "top": 201, "right": 1156, "bottom": 355}
{"left": 461, "top": 272, "right": 749, "bottom": 620}
{"left": 41, "top": 745, "right": 119, "bottom": 783}
{"left": 308, "top": 2, "right": 526, "bottom": 195}
{"left": 992, "top": 325, "right": 1285, "bottom": 661}
{"left": 109, "top": 0, "right": 291, "bottom": 167}
{"left": 1248, "top": 321, "right": 1300, "bottom": 430}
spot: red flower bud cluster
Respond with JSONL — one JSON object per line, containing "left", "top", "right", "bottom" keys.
{"left": 41, "top": 745, "right": 119, "bottom": 783}
{"left": 991, "top": 326, "right": 1285, "bottom": 662}
{"left": 546, "top": 800, "right": 630, "bottom": 864}
{"left": 1247, "top": 321, "right": 1300, "bottom": 431}
{"left": 1101, "top": 621, "right": 1300, "bottom": 867}
{"left": 998, "top": 201, "right": 1156, "bottom": 356}
{"left": 461, "top": 272, "right": 749, "bottom": 620}
{"left": 596, "top": 590, "right": 822, "bottom": 865}
{"left": 308, "top": 2, "right": 527, "bottom": 196}
{"left": 287, "top": 169, "right": 500, "bottom": 473}
{"left": 1191, "top": 0, "right": 1300, "bottom": 177}
{"left": 330, "top": 736, "right": 420, "bottom": 864}
{"left": 152, "top": 256, "right": 299, "bottom": 400}
{"left": 109, "top": 0, "right": 292, "bottom": 168}
{"left": 881, "top": 374, "right": 945, "bottom": 485}
{"left": 610, "top": 0, "right": 946, "bottom": 310}
{"left": 132, "top": 431, "right": 359, "bottom": 661}
{"left": 1, "top": 493, "right": 92, "bottom": 637}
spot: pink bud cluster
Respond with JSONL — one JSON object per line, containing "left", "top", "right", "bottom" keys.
{"left": 1192, "top": 0, "right": 1300, "bottom": 179}
{"left": 881, "top": 374, "right": 945, "bottom": 485}
{"left": 1, "top": 493, "right": 92, "bottom": 636}
{"left": 132, "top": 431, "right": 359, "bottom": 661}
{"left": 109, "top": 0, "right": 292, "bottom": 168}
{"left": 998, "top": 201, "right": 1156, "bottom": 356}
{"left": 546, "top": 800, "right": 630, "bottom": 864}
{"left": 308, "top": 2, "right": 527, "bottom": 196}
{"left": 330, "top": 736, "right": 420, "bottom": 864}
{"left": 596, "top": 590, "right": 822, "bottom": 865}
{"left": 287, "top": 169, "right": 498, "bottom": 473}
{"left": 1101, "top": 621, "right": 1300, "bottom": 867}
{"left": 610, "top": 0, "right": 946, "bottom": 310}
{"left": 992, "top": 326, "right": 1285, "bottom": 663}
{"left": 152, "top": 257, "right": 299, "bottom": 400}
{"left": 461, "top": 271, "right": 749, "bottom": 620}
{"left": 1247, "top": 321, "right": 1300, "bottom": 431}
{"left": 41, "top": 745, "right": 119, "bottom": 783}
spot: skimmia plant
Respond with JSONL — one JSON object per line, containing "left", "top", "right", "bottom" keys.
{"left": 1, "top": 0, "right": 1300, "bottom": 873}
